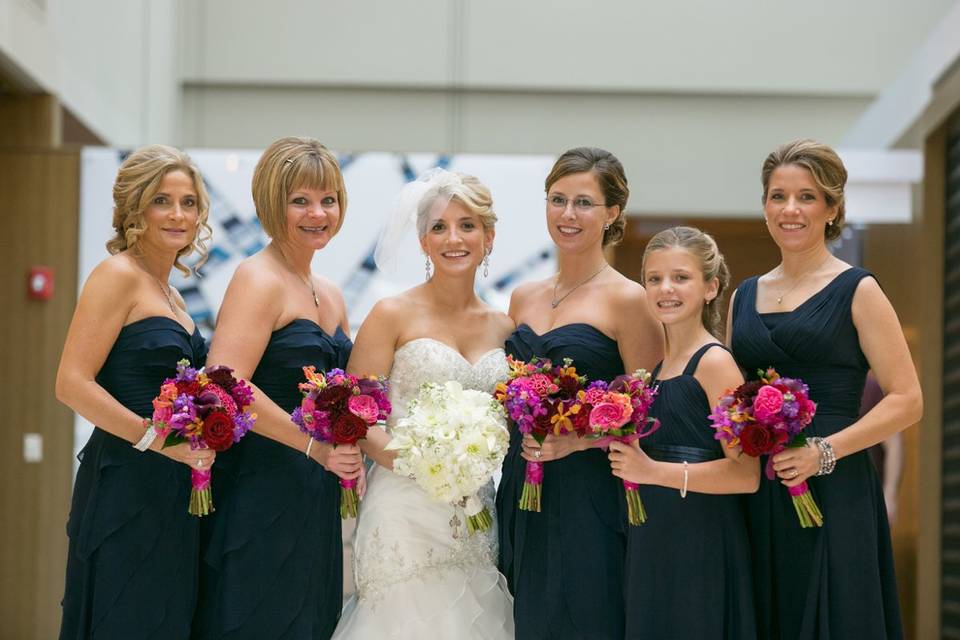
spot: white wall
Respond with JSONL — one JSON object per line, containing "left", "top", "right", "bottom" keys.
{"left": 0, "top": 0, "right": 179, "bottom": 145}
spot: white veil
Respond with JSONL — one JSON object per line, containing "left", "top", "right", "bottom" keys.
{"left": 373, "top": 168, "right": 463, "bottom": 273}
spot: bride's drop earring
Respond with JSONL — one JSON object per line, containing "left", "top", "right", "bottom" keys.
{"left": 482, "top": 249, "right": 490, "bottom": 278}
{"left": 424, "top": 254, "right": 432, "bottom": 280}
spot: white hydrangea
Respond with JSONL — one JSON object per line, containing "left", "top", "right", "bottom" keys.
{"left": 386, "top": 381, "right": 509, "bottom": 506}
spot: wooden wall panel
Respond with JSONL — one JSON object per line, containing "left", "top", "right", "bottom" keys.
{"left": 0, "top": 149, "right": 79, "bottom": 640}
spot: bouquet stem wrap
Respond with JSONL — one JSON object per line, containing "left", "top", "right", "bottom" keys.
{"left": 622, "top": 480, "right": 646, "bottom": 525}
{"left": 766, "top": 446, "right": 823, "bottom": 528}
{"left": 520, "top": 459, "right": 544, "bottom": 512}
{"left": 340, "top": 477, "right": 359, "bottom": 519}
{"left": 189, "top": 468, "right": 214, "bottom": 516}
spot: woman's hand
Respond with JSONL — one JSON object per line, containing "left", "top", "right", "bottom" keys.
{"left": 314, "top": 442, "right": 363, "bottom": 480}
{"left": 152, "top": 440, "right": 216, "bottom": 469}
{"left": 520, "top": 432, "right": 589, "bottom": 463}
{"left": 771, "top": 443, "right": 820, "bottom": 487}
{"left": 608, "top": 439, "right": 653, "bottom": 484}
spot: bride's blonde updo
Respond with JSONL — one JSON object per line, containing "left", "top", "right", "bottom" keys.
{"left": 107, "top": 145, "right": 212, "bottom": 276}
{"left": 415, "top": 172, "right": 497, "bottom": 237}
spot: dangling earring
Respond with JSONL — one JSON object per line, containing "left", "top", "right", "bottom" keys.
{"left": 482, "top": 250, "right": 490, "bottom": 278}
{"left": 424, "top": 254, "right": 432, "bottom": 280}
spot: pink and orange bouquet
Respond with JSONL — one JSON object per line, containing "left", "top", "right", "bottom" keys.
{"left": 710, "top": 368, "right": 822, "bottom": 527}
{"left": 494, "top": 356, "right": 589, "bottom": 512}
{"left": 150, "top": 359, "right": 257, "bottom": 516}
{"left": 291, "top": 366, "right": 391, "bottom": 518}
{"left": 585, "top": 370, "right": 661, "bottom": 525}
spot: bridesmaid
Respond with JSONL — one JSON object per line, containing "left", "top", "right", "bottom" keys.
{"left": 608, "top": 226, "right": 758, "bottom": 639}
{"left": 194, "top": 137, "right": 362, "bottom": 640}
{"left": 729, "top": 139, "right": 922, "bottom": 638}
{"left": 496, "top": 147, "right": 663, "bottom": 639}
{"left": 55, "top": 145, "right": 213, "bottom": 639}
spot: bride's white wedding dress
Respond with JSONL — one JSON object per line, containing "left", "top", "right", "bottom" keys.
{"left": 332, "top": 338, "right": 514, "bottom": 639}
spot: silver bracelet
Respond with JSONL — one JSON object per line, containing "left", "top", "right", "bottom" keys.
{"left": 133, "top": 421, "right": 157, "bottom": 452}
{"left": 809, "top": 437, "right": 837, "bottom": 476}
{"left": 680, "top": 460, "right": 689, "bottom": 498}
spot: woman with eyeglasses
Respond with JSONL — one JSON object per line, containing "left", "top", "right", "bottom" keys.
{"left": 495, "top": 147, "right": 662, "bottom": 639}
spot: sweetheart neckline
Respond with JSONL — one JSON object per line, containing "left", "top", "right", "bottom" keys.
{"left": 394, "top": 337, "right": 505, "bottom": 368}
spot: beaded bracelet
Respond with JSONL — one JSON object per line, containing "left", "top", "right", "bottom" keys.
{"left": 680, "top": 460, "right": 689, "bottom": 498}
{"left": 809, "top": 437, "right": 837, "bottom": 476}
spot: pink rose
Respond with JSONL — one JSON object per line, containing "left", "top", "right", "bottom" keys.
{"left": 589, "top": 400, "right": 633, "bottom": 432}
{"left": 752, "top": 385, "right": 784, "bottom": 424}
{"left": 348, "top": 394, "right": 380, "bottom": 424}
{"left": 583, "top": 387, "right": 607, "bottom": 405}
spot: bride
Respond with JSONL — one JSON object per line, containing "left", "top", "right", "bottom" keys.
{"left": 332, "top": 170, "right": 515, "bottom": 639}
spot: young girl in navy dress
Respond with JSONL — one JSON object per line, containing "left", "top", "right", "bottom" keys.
{"left": 609, "top": 226, "right": 758, "bottom": 639}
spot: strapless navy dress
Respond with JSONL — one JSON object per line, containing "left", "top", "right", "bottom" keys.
{"left": 496, "top": 323, "right": 627, "bottom": 639}
{"left": 194, "top": 319, "right": 352, "bottom": 640}
{"left": 59, "top": 317, "right": 208, "bottom": 640}
{"left": 731, "top": 268, "right": 902, "bottom": 639}
{"left": 625, "top": 343, "right": 756, "bottom": 639}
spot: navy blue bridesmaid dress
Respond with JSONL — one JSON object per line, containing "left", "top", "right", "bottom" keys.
{"left": 731, "top": 268, "right": 902, "bottom": 638}
{"left": 194, "top": 319, "right": 352, "bottom": 640}
{"left": 625, "top": 343, "right": 756, "bottom": 639}
{"left": 496, "top": 323, "right": 626, "bottom": 640}
{"left": 60, "top": 316, "right": 208, "bottom": 640}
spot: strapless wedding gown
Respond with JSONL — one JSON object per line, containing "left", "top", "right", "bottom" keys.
{"left": 332, "top": 338, "right": 515, "bottom": 639}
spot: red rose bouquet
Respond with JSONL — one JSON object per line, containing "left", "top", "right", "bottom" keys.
{"left": 494, "top": 356, "right": 588, "bottom": 512}
{"left": 149, "top": 359, "right": 257, "bottom": 516}
{"left": 291, "top": 366, "right": 391, "bottom": 518}
{"left": 585, "top": 370, "right": 661, "bottom": 525}
{"left": 710, "top": 368, "right": 822, "bottom": 527}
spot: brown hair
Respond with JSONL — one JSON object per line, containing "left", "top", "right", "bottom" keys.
{"left": 642, "top": 226, "right": 730, "bottom": 338}
{"left": 544, "top": 147, "right": 629, "bottom": 247}
{"left": 761, "top": 139, "right": 847, "bottom": 241}
{"left": 107, "top": 144, "right": 211, "bottom": 276}
{"left": 252, "top": 137, "right": 347, "bottom": 240}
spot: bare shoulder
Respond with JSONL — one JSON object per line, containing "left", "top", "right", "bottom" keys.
{"left": 315, "top": 273, "right": 344, "bottom": 300}
{"left": 228, "top": 254, "right": 286, "bottom": 300}
{"left": 608, "top": 270, "right": 648, "bottom": 308}
{"left": 365, "top": 293, "right": 413, "bottom": 326}
{"left": 695, "top": 345, "right": 742, "bottom": 382}
{"left": 510, "top": 279, "right": 547, "bottom": 306}
{"left": 89, "top": 253, "right": 140, "bottom": 288}
{"left": 482, "top": 306, "right": 516, "bottom": 341}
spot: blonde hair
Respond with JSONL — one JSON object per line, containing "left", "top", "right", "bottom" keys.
{"left": 415, "top": 173, "right": 497, "bottom": 236}
{"left": 252, "top": 137, "right": 347, "bottom": 240}
{"left": 642, "top": 226, "right": 731, "bottom": 338}
{"left": 107, "top": 144, "right": 211, "bottom": 276}
{"left": 761, "top": 139, "right": 847, "bottom": 241}
{"left": 545, "top": 147, "right": 629, "bottom": 247}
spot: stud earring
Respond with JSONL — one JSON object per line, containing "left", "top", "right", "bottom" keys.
{"left": 604, "top": 223, "right": 611, "bottom": 231}
{"left": 424, "top": 255, "right": 432, "bottom": 280}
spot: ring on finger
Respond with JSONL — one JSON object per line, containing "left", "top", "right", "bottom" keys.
{"left": 534, "top": 449, "right": 542, "bottom": 459}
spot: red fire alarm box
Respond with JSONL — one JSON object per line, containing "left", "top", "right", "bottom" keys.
{"left": 28, "top": 266, "right": 54, "bottom": 300}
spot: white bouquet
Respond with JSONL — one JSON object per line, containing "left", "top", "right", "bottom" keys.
{"left": 385, "top": 381, "right": 509, "bottom": 534}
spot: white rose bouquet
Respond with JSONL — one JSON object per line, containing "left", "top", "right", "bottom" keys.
{"left": 386, "top": 381, "right": 509, "bottom": 534}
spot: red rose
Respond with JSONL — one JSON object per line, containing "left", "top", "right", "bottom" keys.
{"left": 205, "top": 366, "right": 238, "bottom": 391}
{"left": 177, "top": 379, "right": 202, "bottom": 397}
{"left": 332, "top": 412, "right": 368, "bottom": 445}
{"left": 318, "top": 385, "right": 351, "bottom": 410}
{"left": 570, "top": 406, "right": 591, "bottom": 436}
{"left": 204, "top": 410, "right": 235, "bottom": 451}
{"left": 532, "top": 410, "right": 553, "bottom": 439}
{"left": 739, "top": 422, "right": 787, "bottom": 457}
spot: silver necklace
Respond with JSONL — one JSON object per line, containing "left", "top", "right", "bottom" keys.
{"left": 552, "top": 264, "right": 608, "bottom": 309}
{"left": 773, "top": 255, "right": 831, "bottom": 305}
{"left": 277, "top": 247, "right": 319, "bottom": 307}
{"left": 137, "top": 256, "right": 176, "bottom": 314}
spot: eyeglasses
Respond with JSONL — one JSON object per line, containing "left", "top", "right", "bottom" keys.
{"left": 546, "top": 194, "right": 608, "bottom": 213}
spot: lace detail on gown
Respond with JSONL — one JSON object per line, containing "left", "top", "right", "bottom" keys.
{"left": 333, "top": 338, "right": 514, "bottom": 639}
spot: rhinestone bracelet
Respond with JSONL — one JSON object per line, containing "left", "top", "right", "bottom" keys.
{"left": 809, "top": 437, "right": 837, "bottom": 476}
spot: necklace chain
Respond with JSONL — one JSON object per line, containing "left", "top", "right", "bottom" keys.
{"left": 774, "top": 255, "right": 832, "bottom": 305}
{"left": 552, "top": 264, "right": 608, "bottom": 309}
{"left": 136, "top": 256, "right": 176, "bottom": 314}
{"left": 277, "top": 246, "right": 319, "bottom": 307}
